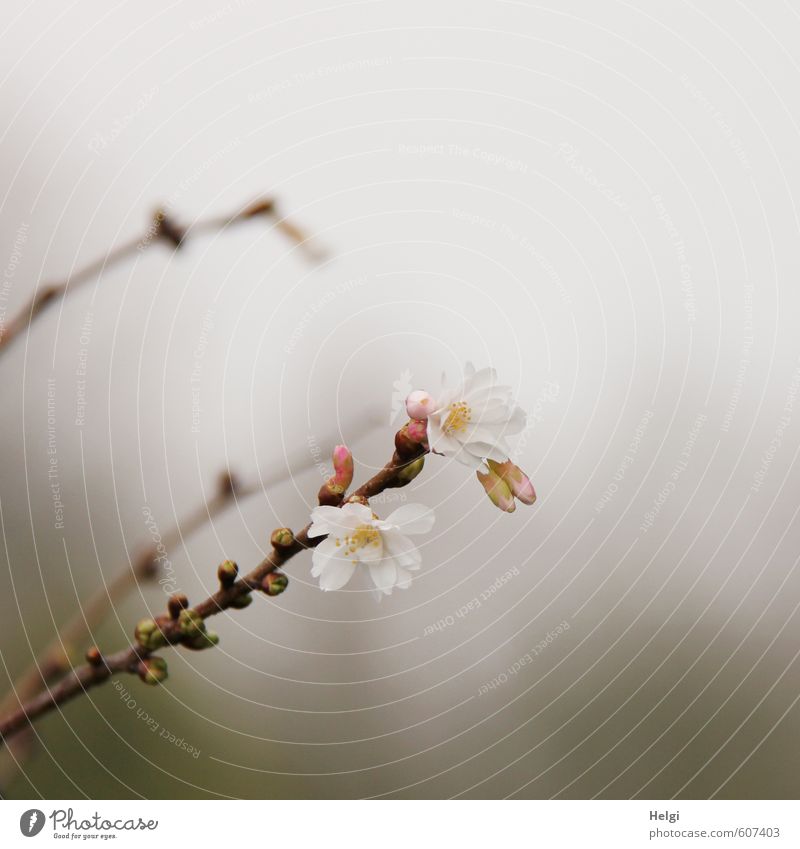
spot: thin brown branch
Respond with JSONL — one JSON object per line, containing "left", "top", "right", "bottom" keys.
{"left": 0, "top": 417, "right": 382, "bottom": 791}
{"left": 0, "top": 471, "right": 248, "bottom": 719}
{"left": 0, "top": 198, "right": 320, "bottom": 354}
{"left": 0, "top": 440, "right": 425, "bottom": 745}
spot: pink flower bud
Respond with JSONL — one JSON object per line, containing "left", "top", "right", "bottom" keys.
{"left": 489, "top": 460, "right": 536, "bottom": 505}
{"left": 330, "top": 444, "right": 354, "bottom": 493}
{"left": 476, "top": 468, "right": 516, "bottom": 513}
{"left": 406, "top": 390, "right": 434, "bottom": 420}
{"left": 406, "top": 418, "right": 428, "bottom": 443}
{"left": 318, "top": 445, "right": 354, "bottom": 505}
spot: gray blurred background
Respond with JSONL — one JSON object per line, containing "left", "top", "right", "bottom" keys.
{"left": 1, "top": 0, "right": 799, "bottom": 799}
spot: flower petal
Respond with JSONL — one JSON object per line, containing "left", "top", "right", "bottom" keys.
{"left": 317, "top": 556, "right": 357, "bottom": 591}
{"left": 308, "top": 504, "right": 363, "bottom": 538}
{"left": 504, "top": 406, "right": 526, "bottom": 434}
{"left": 340, "top": 502, "right": 374, "bottom": 524}
{"left": 449, "top": 445, "right": 490, "bottom": 470}
{"left": 468, "top": 401, "right": 516, "bottom": 424}
{"left": 394, "top": 566, "right": 413, "bottom": 589}
{"left": 466, "top": 385, "right": 513, "bottom": 405}
{"left": 385, "top": 503, "right": 436, "bottom": 534}
{"left": 310, "top": 536, "right": 340, "bottom": 575}
{"left": 357, "top": 534, "right": 384, "bottom": 563}
{"left": 383, "top": 530, "right": 423, "bottom": 567}
{"left": 463, "top": 439, "right": 509, "bottom": 463}
{"left": 427, "top": 421, "right": 463, "bottom": 456}
{"left": 308, "top": 505, "right": 345, "bottom": 537}
{"left": 464, "top": 423, "right": 512, "bottom": 444}
{"left": 369, "top": 559, "right": 397, "bottom": 595}
{"left": 463, "top": 366, "right": 499, "bottom": 395}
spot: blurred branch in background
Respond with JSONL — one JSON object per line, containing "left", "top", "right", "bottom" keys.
{"left": 0, "top": 196, "right": 324, "bottom": 354}
{"left": 0, "top": 193, "right": 325, "bottom": 792}
{"left": 0, "top": 469, "right": 261, "bottom": 793}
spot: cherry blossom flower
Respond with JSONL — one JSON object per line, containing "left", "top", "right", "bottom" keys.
{"left": 425, "top": 363, "right": 526, "bottom": 470}
{"left": 308, "top": 501, "right": 435, "bottom": 595}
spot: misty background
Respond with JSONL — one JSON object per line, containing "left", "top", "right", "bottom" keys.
{"left": 0, "top": 0, "right": 799, "bottom": 799}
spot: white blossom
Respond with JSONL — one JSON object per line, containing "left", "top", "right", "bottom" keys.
{"left": 426, "top": 363, "right": 526, "bottom": 470}
{"left": 308, "top": 502, "right": 435, "bottom": 595}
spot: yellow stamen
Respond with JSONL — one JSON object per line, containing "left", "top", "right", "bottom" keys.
{"left": 340, "top": 524, "right": 381, "bottom": 557}
{"left": 443, "top": 400, "right": 472, "bottom": 434}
